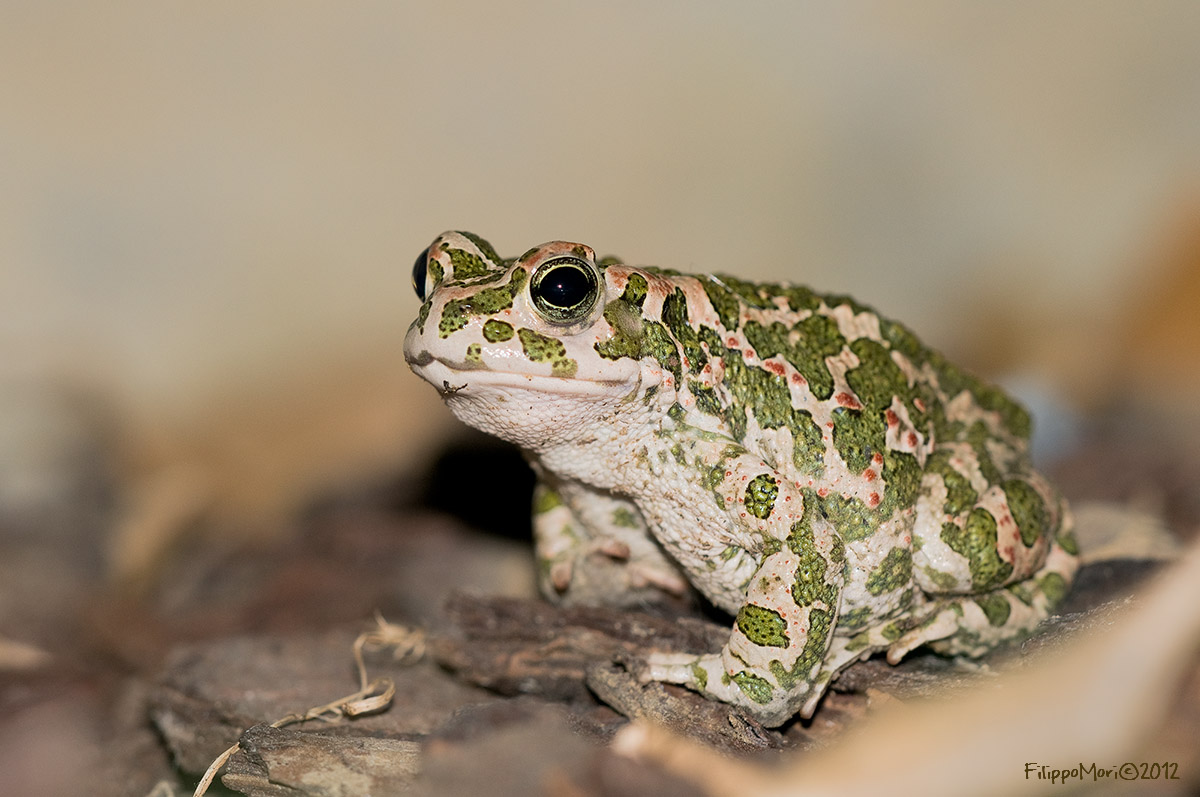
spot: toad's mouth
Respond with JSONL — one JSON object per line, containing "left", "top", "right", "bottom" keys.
{"left": 405, "top": 350, "right": 641, "bottom": 399}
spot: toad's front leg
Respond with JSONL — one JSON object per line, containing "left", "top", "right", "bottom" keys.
{"left": 643, "top": 500, "right": 846, "bottom": 727}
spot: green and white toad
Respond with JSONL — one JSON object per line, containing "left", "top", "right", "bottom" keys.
{"left": 404, "top": 231, "right": 1079, "bottom": 726}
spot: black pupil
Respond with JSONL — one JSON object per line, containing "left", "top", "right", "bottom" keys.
{"left": 539, "top": 265, "right": 590, "bottom": 309}
{"left": 412, "top": 247, "right": 430, "bottom": 300}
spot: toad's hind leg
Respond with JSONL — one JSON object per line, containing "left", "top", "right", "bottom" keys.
{"left": 894, "top": 462, "right": 1080, "bottom": 661}
{"left": 532, "top": 473, "right": 690, "bottom": 608}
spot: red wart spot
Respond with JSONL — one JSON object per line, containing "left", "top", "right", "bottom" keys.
{"left": 867, "top": 492, "right": 881, "bottom": 507}
{"left": 906, "top": 432, "right": 919, "bottom": 447}
{"left": 913, "top": 398, "right": 926, "bottom": 412}
{"left": 863, "top": 469, "right": 877, "bottom": 482}
{"left": 872, "top": 452, "right": 883, "bottom": 464}
{"left": 817, "top": 487, "right": 829, "bottom": 498}
{"left": 885, "top": 409, "right": 899, "bottom": 426}
{"left": 835, "top": 392, "right": 862, "bottom": 410}
{"left": 765, "top": 360, "right": 786, "bottom": 376}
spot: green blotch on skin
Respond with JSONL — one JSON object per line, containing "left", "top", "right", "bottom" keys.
{"left": 965, "top": 420, "right": 1003, "bottom": 485}
{"left": 700, "top": 273, "right": 777, "bottom": 332}
{"left": 593, "top": 278, "right": 682, "bottom": 382}
{"left": 415, "top": 300, "right": 431, "bottom": 330}
{"left": 437, "top": 269, "right": 527, "bottom": 338}
{"left": 517, "top": 327, "right": 565, "bottom": 361}
{"left": 703, "top": 463, "right": 727, "bottom": 509}
{"left": 736, "top": 604, "right": 790, "bottom": 648}
{"left": 428, "top": 258, "right": 445, "bottom": 287}
{"left": 975, "top": 592, "right": 1012, "bottom": 627}
{"left": 877, "top": 317, "right": 927, "bottom": 367}
{"left": 662, "top": 288, "right": 707, "bottom": 370}
{"left": 517, "top": 327, "right": 578, "bottom": 377}
{"left": 611, "top": 506, "right": 640, "bottom": 529}
{"left": 458, "top": 232, "right": 502, "bottom": 265}
{"left": 866, "top": 547, "right": 913, "bottom": 596}
{"left": 699, "top": 277, "right": 742, "bottom": 330}
{"left": 743, "top": 474, "right": 779, "bottom": 520}
{"left": 669, "top": 442, "right": 686, "bottom": 465}
{"left": 845, "top": 630, "right": 871, "bottom": 654}
{"left": 743, "top": 315, "right": 845, "bottom": 401}
{"left": 642, "top": 322, "right": 683, "bottom": 382}
{"left": 1039, "top": 572, "right": 1069, "bottom": 609}
{"left": 1057, "top": 527, "right": 1079, "bottom": 556}
{"left": 831, "top": 406, "right": 884, "bottom": 474}
{"left": 772, "top": 606, "right": 833, "bottom": 687}
{"left": 880, "top": 450, "right": 921, "bottom": 515}
{"left": 533, "top": 484, "right": 563, "bottom": 514}
{"left": 730, "top": 671, "right": 775, "bottom": 704}
{"left": 833, "top": 338, "right": 923, "bottom": 488}
{"left": 721, "top": 350, "right": 824, "bottom": 477}
{"left": 846, "top": 338, "right": 909, "bottom": 410}
{"left": 764, "top": 282, "right": 822, "bottom": 314}
{"left": 838, "top": 606, "right": 872, "bottom": 630}
{"left": 820, "top": 291, "right": 873, "bottom": 316}
{"left": 721, "top": 275, "right": 777, "bottom": 310}
{"left": 621, "top": 272, "right": 649, "bottom": 307}
{"left": 820, "top": 492, "right": 879, "bottom": 543}
{"left": 786, "top": 499, "right": 843, "bottom": 610}
{"left": 464, "top": 343, "right": 482, "bottom": 365}
{"left": 691, "top": 663, "right": 708, "bottom": 690}
{"left": 688, "top": 380, "right": 723, "bottom": 417}
{"left": 1007, "top": 581, "right": 1037, "bottom": 606}
{"left": 482, "top": 319, "right": 515, "bottom": 342}
{"left": 941, "top": 509, "right": 1015, "bottom": 591}
{"left": 880, "top": 622, "right": 904, "bottom": 642}
{"left": 1003, "top": 479, "right": 1046, "bottom": 548}
{"left": 922, "top": 566, "right": 959, "bottom": 591}
{"left": 439, "top": 303, "right": 470, "bottom": 338}
{"left": 926, "top": 350, "right": 974, "bottom": 406}
{"left": 927, "top": 450, "right": 979, "bottom": 517}
{"left": 444, "top": 246, "right": 490, "bottom": 280}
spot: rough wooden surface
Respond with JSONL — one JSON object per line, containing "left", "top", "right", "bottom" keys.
{"left": 135, "top": 549, "right": 1170, "bottom": 797}
{"left": 222, "top": 725, "right": 421, "bottom": 797}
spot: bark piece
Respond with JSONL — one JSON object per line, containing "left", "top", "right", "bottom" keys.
{"left": 150, "top": 627, "right": 498, "bottom": 775}
{"left": 221, "top": 724, "right": 420, "bottom": 797}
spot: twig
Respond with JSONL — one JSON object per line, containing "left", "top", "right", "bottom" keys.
{"left": 192, "top": 614, "right": 425, "bottom": 796}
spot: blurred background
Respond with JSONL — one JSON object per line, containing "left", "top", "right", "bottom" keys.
{"left": 2, "top": 2, "right": 1199, "bottom": 793}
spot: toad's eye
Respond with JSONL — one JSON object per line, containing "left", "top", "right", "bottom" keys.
{"left": 412, "top": 247, "right": 430, "bottom": 301}
{"left": 530, "top": 256, "right": 600, "bottom": 325}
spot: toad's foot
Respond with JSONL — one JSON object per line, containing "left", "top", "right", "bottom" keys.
{"left": 641, "top": 651, "right": 815, "bottom": 727}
